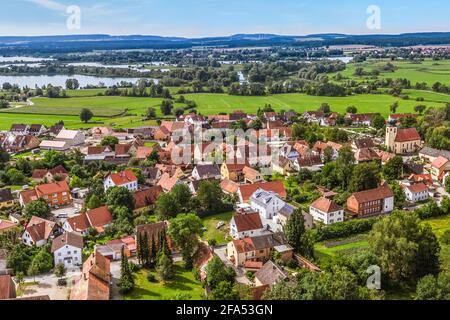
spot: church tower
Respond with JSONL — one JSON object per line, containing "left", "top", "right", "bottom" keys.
{"left": 385, "top": 121, "right": 397, "bottom": 153}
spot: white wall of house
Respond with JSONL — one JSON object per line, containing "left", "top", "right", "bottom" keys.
{"left": 404, "top": 189, "right": 429, "bottom": 203}
{"left": 309, "top": 207, "right": 344, "bottom": 225}
{"left": 103, "top": 177, "right": 138, "bottom": 192}
{"left": 229, "top": 220, "right": 265, "bottom": 240}
{"left": 383, "top": 197, "right": 395, "bottom": 213}
{"left": 22, "top": 230, "right": 47, "bottom": 247}
{"left": 251, "top": 195, "right": 285, "bottom": 220}
{"left": 54, "top": 245, "right": 82, "bottom": 268}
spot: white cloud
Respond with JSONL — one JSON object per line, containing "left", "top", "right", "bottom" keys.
{"left": 27, "top": 0, "right": 67, "bottom": 12}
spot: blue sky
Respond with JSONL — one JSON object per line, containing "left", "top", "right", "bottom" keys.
{"left": 0, "top": 0, "right": 449, "bottom": 37}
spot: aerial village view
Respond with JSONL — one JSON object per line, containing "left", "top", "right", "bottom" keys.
{"left": 1, "top": 0, "right": 450, "bottom": 308}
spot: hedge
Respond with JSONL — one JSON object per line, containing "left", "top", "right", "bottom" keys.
{"left": 312, "top": 217, "right": 379, "bottom": 242}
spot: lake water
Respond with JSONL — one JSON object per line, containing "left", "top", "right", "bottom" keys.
{"left": 0, "top": 56, "right": 54, "bottom": 63}
{"left": 0, "top": 74, "right": 157, "bottom": 88}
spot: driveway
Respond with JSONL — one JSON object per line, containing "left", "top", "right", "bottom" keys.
{"left": 214, "top": 245, "right": 252, "bottom": 285}
{"left": 20, "top": 268, "right": 81, "bottom": 300}
{"left": 51, "top": 205, "right": 81, "bottom": 224}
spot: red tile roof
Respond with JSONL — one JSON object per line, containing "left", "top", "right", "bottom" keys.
{"left": 406, "top": 183, "right": 429, "bottom": 194}
{"left": 0, "top": 275, "right": 16, "bottom": 300}
{"left": 232, "top": 212, "right": 263, "bottom": 232}
{"left": 220, "top": 179, "right": 239, "bottom": 194}
{"left": 108, "top": 170, "right": 138, "bottom": 186}
{"left": 35, "top": 181, "right": 70, "bottom": 197}
{"left": 310, "top": 197, "right": 342, "bottom": 213}
{"left": 86, "top": 207, "right": 113, "bottom": 233}
{"left": 233, "top": 238, "right": 256, "bottom": 253}
{"left": 25, "top": 216, "right": 57, "bottom": 243}
{"left": 395, "top": 128, "right": 421, "bottom": 142}
{"left": 239, "top": 181, "right": 287, "bottom": 202}
{"left": 349, "top": 185, "right": 394, "bottom": 203}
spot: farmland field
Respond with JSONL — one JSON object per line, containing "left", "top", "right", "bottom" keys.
{"left": 333, "top": 59, "right": 450, "bottom": 85}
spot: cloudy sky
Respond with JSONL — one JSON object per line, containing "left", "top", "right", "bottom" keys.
{"left": 0, "top": 0, "right": 449, "bottom": 37}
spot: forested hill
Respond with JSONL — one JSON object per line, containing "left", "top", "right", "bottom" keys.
{"left": 1, "top": 32, "right": 450, "bottom": 53}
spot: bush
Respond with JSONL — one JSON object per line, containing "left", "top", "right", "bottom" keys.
{"left": 129, "top": 262, "right": 140, "bottom": 273}
{"left": 313, "top": 218, "right": 379, "bottom": 242}
{"left": 441, "top": 230, "right": 450, "bottom": 245}
{"left": 415, "top": 202, "right": 444, "bottom": 219}
{"left": 286, "top": 259, "right": 299, "bottom": 269}
{"left": 245, "top": 271, "right": 255, "bottom": 281}
{"left": 192, "top": 267, "right": 201, "bottom": 282}
{"left": 147, "top": 273, "right": 157, "bottom": 282}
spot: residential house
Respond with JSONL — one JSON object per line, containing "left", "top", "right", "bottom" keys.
{"left": 346, "top": 185, "right": 394, "bottom": 218}
{"left": 309, "top": 197, "right": 344, "bottom": 225}
{"left": 0, "top": 219, "right": 18, "bottom": 234}
{"left": 430, "top": 156, "right": 450, "bottom": 181}
{"left": 278, "top": 208, "right": 314, "bottom": 229}
{"left": 48, "top": 124, "right": 64, "bottom": 137}
{"left": 272, "top": 156, "right": 295, "bottom": 176}
{"left": 63, "top": 206, "right": 113, "bottom": 235}
{"left": 346, "top": 113, "right": 380, "bottom": 126}
{"left": 157, "top": 171, "right": 181, "bottom": 192}
{"left": 90, "top": 127, "right": 114, "bottom": 140}
{"left": 220, "top": 179, "right": 239, "bottom": 195}
{"left": 293, "top": 155, "right": 323, "bottom": 172}
{"left": 385, "top": 124, "right": 422, "bottom": 154}
{"left": 238, "top": 181, "right": 287, "bottom": 203}
{"left": 354, "top": 148, "right": 381, "bottom": 164}
{"left": 28, "top": 124, "right": 47, "bottom": 137}
{"left": 408, "top": 173, "right": 433, "bottom": 186}
{"left": 19, "top": 181, "right": 72, "bottom": 208}
{"left": 230, "top": 212, "right": 266, "bottom": 240}
{"left": 404, "top": 183, "right": 429, "bottom": 203}
{"left": 0, "top": 275, "right": 16, "bottom": 300}
{"left": 0, "top": 188, "right": 15, "bottom": 210}
{"left": 22, "top": 216, "right": 61, "bottom": 247}
{"left": 227, "top": 234, "right": 292, "bottom": 268}
{"left": 10, "top": 124, "right": 29, "bottom": 135}
{"left": 303, "top": 111, "right": 325, "bottom": 124}
{"left": 0, "top": 133, "right": 40, "bottom": 153}
{"left": 192, "top": 164, "right": 221, "bottom": 180}
{"left": 254, "top": 260, "right": 288, "bottom": 287}
{"left": 352, "top": 138, "right": 375, "bottom": 152}
{"left": 31, "top": 165, "right": 69, "bottom": 183}
{"left": 143, "top": 167, "right": 162, "bottom": 186}
{"left": 243, "top": 166, "right": 264, "bottom": 184}
{"left": 70, "top": 251, "right": 111, "bottom": 300}
{"left": 39, "top": 140, "right": 70, "bottom": 151}
{"left": 104, "top": 170, "right": 138, "bottom": 192}
{"left": 250, "top": 189, "right": 286, "bottom": 220}
{"left": 133, "top": 186, "right": 163, "bottom": 215}
{"left": 221, "top": 162, "right": 247, "bottom": 182}
{"left": 51, "top": 232, "right": 83, "bottom": 269}
{"left": 419, "top": 147, "right": 450, "bottom": 164}
{"left": 96, "top": 236, "right": 137, "bottom": 260}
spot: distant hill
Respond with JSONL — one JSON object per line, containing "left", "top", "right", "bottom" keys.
{"left": 1, "top": 32, "right": 450, "bottom": 53}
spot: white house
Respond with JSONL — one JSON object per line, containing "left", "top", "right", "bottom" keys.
{"left": 229, "top": 212, "right": 266, "bottom": 240}
{"left": 404, "top": 183, "right": 429, "bottom": 203}
{"left": 22, "top": 216, "right": 61, "bottom": 247}
{"left": 104, "top": 170, "right": 138, "bottom": 192}
{"left": 191, "top": 164, "right": 221, "bottom": 180}
{"left": 309, "top": 197, "right": 344, "bottom": 225}
{"left": 250, "top": 189, "right": 286, "bottom": 220}
{"left": 51, "top": 232, "right": 83, "bottom": 269}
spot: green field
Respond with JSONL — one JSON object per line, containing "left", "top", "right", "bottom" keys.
{"left": 124, "top": 264, "right": 204, "bottom": 300}
{"left": 421, "top": 214, "right": 450, "bottom": 272}
{"left": 314, "top": 233, "right": 369, "bottom": 265}
{"left": 200, "top": 211, "right": 234, "bottom": 245}
{"left": 335, "top": 59, "right": 450, "bottom": 85}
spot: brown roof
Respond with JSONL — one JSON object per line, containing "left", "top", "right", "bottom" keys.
{"left": 134, "top": 186, "right": 163, "bottom": 210}
{"left": 86, "top": 206, "right": 113, "bottom": 232}
{"left": 349, "top": 185, "right": 394, "bottom": 203}
{"left": 255, "top": 261, "right": 288, "bottom": 286}
{"left": 220, "top": 179, "right": 239, "bottom": 194}
{"left": 233, "top": 238, "right": 256, "bottom": 253}
{"left": 0, "top": 219, "right": 18, "bottom": 232}
{"left": 431, "top": 156, "right": 449, "bottom": 169}
{"left": 136, "top": 146, "right": 153, "bottom": 159}
{"left": 19, "top": 189, "right": 39, "bottom": 205}
{"left": 157, "top": 172, "right": 179, "bottom": 192}
{"left": 0, "top": 188, "right": 13, "bottom": 203}
{"left": 32, "top": 169, "right": 48, "bottom": 179}
{"left": 243, "top": 166, "right": 261, "bottom": 182}
{"left": 70, "top": 251, "right": 110, "bottom": 300}
{"left": 66, "top": 213, "right": 90, "bottom": 233}
{"left": 310, "top": 197, "right": 342, "bottom": 213}
{"left": 0, "top": 275, "right": 16, "bottom": 300}
{"left": 353, "top": 138, "right": 375, "bottom": 149}
{"left": 232, "top": 212, "right": 263, "bottom": 232}
{"left": 239, "top": 181, "right": 286, "bottom": 202}
{"left": 297, "top": 155, "right": 323, "bottom": 167}
{"left": 51, "top": 232, "right": 83, "bottom": 252}
{"left": 25, "top": 216, "right": 57, "bottom": 243}
{"left": 395, "top": 128, "right": 421, "bottom": 142}
{"left": 354, "top": 148, "right": 381, "bottom": 162}
{"left": 87, "top": 146, "right": 112, "bottom": 155}
{"left": 114, "top": 144, "right": 132, "bottom": 156}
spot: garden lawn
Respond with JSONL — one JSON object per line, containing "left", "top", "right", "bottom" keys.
{"left": 422, "top": 214, "right": 450, "bottom": 272}
{"left": 314, "top": 233, "right": 370, "bottom": 266}
{"left": 200, "top": 211, "right": 234, "bottom": 245}
{"left": 124, "top": 264, "right": 204, "bottom": 300}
